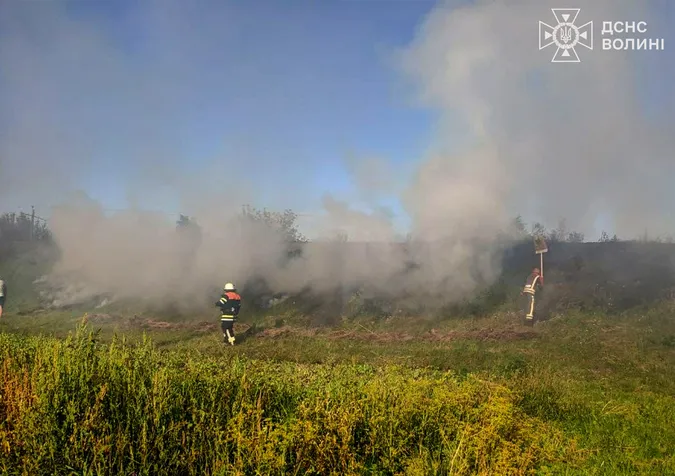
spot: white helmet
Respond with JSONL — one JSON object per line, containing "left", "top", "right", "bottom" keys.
{"left": 224, "top": 282, "right": 236, "bottom": 291}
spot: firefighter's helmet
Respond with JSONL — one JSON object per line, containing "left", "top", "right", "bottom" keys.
{"left": 224, "top": 282, "right": 236, "bottom": 291}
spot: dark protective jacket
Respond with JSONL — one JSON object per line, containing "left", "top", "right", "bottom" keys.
{"left": 522, "top": 273, "right": 543, "bottom": 295}
{"left": 216, "top": 291, "right": 241, "bottom": 319}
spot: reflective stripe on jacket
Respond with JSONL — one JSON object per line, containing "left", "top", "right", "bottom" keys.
{"left": 216, "top": 291, "right": 241, "bottom": 319}
{"left": 523, "top": 274, "right": 541, "bottom": 295}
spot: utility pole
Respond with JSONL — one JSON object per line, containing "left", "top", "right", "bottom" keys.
{"left": 31, "top": 206, "right": 35, "bottom": 242}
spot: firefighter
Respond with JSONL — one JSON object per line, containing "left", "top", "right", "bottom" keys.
{"left": 0, "top": 277, "right": 6, "bottom": 319}
{"left": 521, "top": 267, "right": 543, "bottom": 322}
{"left": 216, "top": 282, "right": 241, "bottom": 345}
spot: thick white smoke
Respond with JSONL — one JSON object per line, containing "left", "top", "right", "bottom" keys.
{"left": 399, "top": 0, "right": 674, "bottom": 239}
{"left": 2, "top": 0, "right": 673, "bottom": 310}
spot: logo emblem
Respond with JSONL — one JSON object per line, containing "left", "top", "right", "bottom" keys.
{"left": 539, "top": 8, "right": 593, "bottom": 62}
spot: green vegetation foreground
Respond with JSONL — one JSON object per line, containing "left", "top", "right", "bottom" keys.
{"left": 1, "top": 306, "right": 675, "bottom": 475}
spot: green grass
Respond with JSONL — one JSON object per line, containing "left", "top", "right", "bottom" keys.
{"left": 1, "top": 302, "right": 675, "bottom": 474}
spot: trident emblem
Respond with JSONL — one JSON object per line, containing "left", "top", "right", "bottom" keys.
{"left": 560, "top": 26, "right": 572, "bottom": 44}
{"left": 539, "top": 8, "right": 593, "bottom": 63}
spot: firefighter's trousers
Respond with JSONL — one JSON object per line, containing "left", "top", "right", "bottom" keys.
{"left": 522, "top": 292, "right": 536, "bottom": 320}
{"left": 221, "top": 317, "right": 236, "bottom": 345}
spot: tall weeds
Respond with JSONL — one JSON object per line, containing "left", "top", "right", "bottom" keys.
{"left": 0, "top": 320, "right": 575, "bottom": 475}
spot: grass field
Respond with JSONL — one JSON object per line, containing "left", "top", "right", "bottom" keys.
{"left": 1, "top": 295, "right": 674, "bottom": 475}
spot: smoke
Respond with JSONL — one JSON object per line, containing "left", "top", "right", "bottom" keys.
{"left": 1, "top": 0, "right": 673, "bottom": 311}
{"left": 398, "top": 0, "right": 675, "bottom": 239}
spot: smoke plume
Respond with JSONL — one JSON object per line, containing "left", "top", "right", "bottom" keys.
{"left": 1, "top": 0, "right": 673, "bottom": 310}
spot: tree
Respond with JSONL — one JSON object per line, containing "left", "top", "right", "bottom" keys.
{"left": 240, "top": 205, "right": 308, "bottom": 244}
{"left": 531, "top": 222, "right": 547, "bottom": 238}
{"left": 567, "top": 231, "right": 585, "bottom": 243}
{"left": 511, "top": 215, "right": 528, "bottom": 239}
{"left": 0, "top": 212, "right": 50, "bottom": 243}
{"left": 176, "top": 214, "right": 191, "bottom": 229}
{"left": 176, "top": 214, "right": 202, "bottom": 243}
{"left": 0, "top": 211, "right": 53, "bottom": 262}
{"left": 528, "top": 217, "right": 585, "bottom": 243}
{"left": 548, "top": 218, "right": 567, "bottom": 243}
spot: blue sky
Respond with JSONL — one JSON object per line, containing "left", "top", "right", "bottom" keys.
{"left": 59, "top": 0, "right": 439, "bottom": 234}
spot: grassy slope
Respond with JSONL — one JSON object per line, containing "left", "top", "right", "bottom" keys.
{"left": 1, "top": 302, "right": 674, "bottom": 474}
{"left": 1, "top": 244, "right": 675, "bottom": 474}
